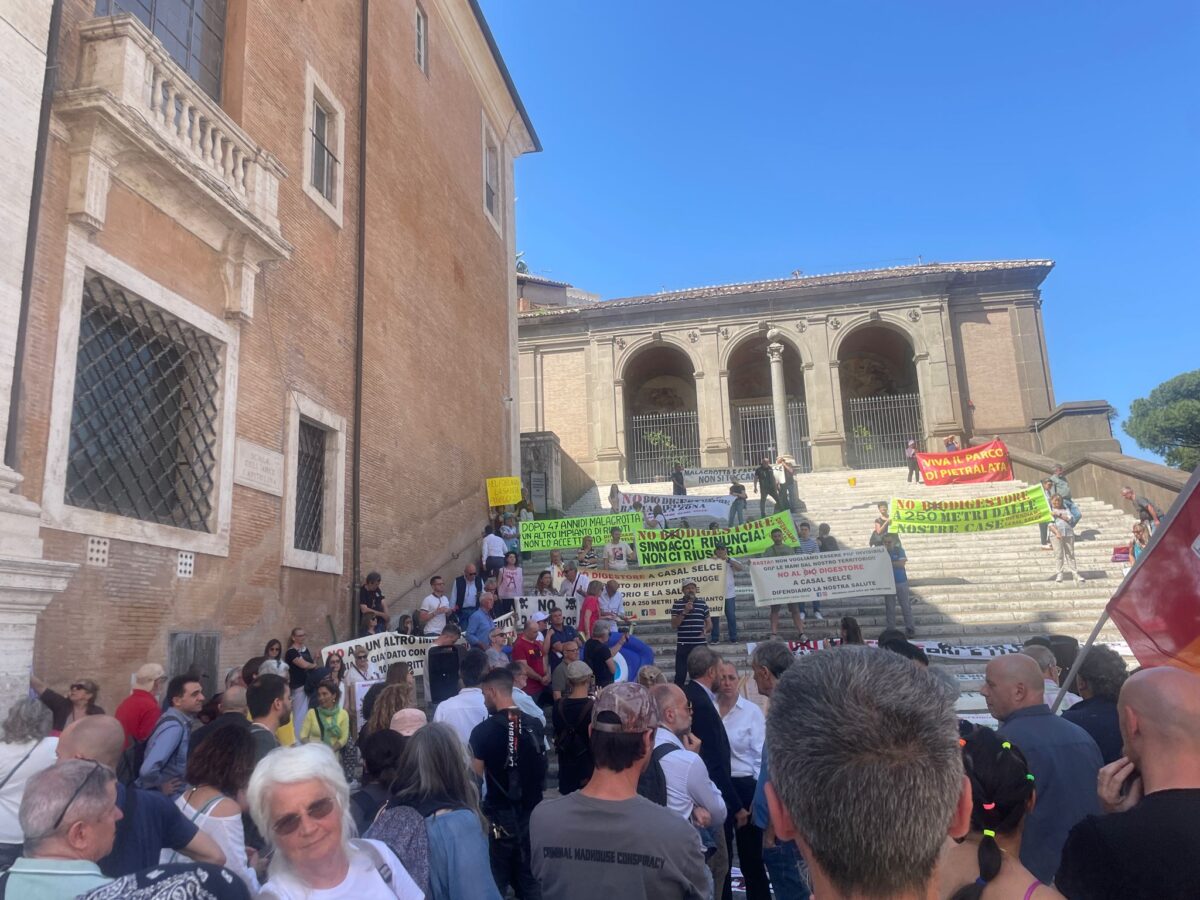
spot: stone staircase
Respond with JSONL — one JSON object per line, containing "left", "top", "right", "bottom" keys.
{"left": 523, "top": 467, "right": 1135, "bottom": 674}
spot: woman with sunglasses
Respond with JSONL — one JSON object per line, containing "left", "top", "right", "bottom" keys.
{"left": 264, "top": 639, "right": 283, "bottom": 661}
{"left": 29, "top": 674, "right": 104, "bottom": 734}
{"left": 247, "top": 743, "right": 422, "bottom": 898}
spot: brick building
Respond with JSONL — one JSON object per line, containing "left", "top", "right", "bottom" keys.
{"left": 1, "top": 0, "right": 538, "bottom": 700}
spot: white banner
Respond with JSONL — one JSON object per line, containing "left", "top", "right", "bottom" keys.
{"left": 514, "top": 595, "right": 577, "bottom": 632}
{"left": 749, "top": 548, "right": 895, "bottom": 607}
{"left": 616, "top": 491, "right": 732, "bottom": 523}
{"left": 744, "top": 639, "right": 1030, "bottom": 660}
{"left": 322, "top": 612, "right": 514, "bottom": 676}
{"left": 681, "top": 466, "right": 783, "bottom": 487}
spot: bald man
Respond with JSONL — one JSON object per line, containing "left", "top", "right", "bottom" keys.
{"left": 188, "top": 683, "right": 251, "bottom": 760}
{"left": 57, "top": 716, "right": 225, "bottom": 877}
{"left": 1021, "top": 644, "right": 1081, "bottom": 712}
{"left": 982, "top": 653, "right": 1102, "bottom": 883}
{"left": 1056, "top": 667, "right": 1200, "bottom": 898}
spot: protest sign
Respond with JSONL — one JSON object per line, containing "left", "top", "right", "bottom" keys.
{"left": 888, "top": 486, "right": 1051, "bottom": 534}
{"left": 486, "top": 476, "right": 523, "bottom": 507}
{"left": 682, "top": 466, "right": 782, "bottom": 487}
{"left": 745, "top": 638, "right": 1028, "bottom": 660}
{"left": 616, "top": 491, "right": 732, "bottom": 523}
{"left": 635, "top": 512, "right": 799, "bottom": 565}
{"left": 519, "top": 512, "right": 643, "bottom": 552}
{"left": 749, "top": 548, "right": 895, "bottom": 607}
{"left": 915, "top": 440, "right": 1014, "bottom": 485}
{"left": 323, "top": 612, "right": 515, "bottom": 675}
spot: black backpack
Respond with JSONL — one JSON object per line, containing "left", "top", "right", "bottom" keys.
{"left": 116, "top": 738, "right": 147, "bottom": 786}
{"left": 553, "top": 700, "right": 593, "bottom": 760}
{"left": 635, "top": 743, "right": 679, "bottom": 806}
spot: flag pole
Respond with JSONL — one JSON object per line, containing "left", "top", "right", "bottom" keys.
{"left": 1051, "top": 609, "right": 1109, "bottom": 714}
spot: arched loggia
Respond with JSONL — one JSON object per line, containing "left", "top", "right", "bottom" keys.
{"left": 621, "top": 344, "right": 701, "bottom": 482}
{"left": 726, "top": 334, "right": 811, "bottom": 470}
{"left": 837, "top": 324, "right": 924, "bottom": 468}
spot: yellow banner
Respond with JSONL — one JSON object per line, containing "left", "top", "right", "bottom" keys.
{"left": 634, "top": 512, "right": 799, "bottom": 564}
{"left": 888, "top": 486, "right": 1052, "bottom": 534}
{"left": 486, "top": 476, "right": 523, "bottom": 507}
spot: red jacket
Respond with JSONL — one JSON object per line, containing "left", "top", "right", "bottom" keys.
{"left": 114, "top": 689, "right": 162, "bottom": 744}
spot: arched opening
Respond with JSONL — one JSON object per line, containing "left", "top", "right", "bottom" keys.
{"left": 622, "top": 344, "right": 701, "bottom": 482}
{"left": 837, "top": 324, "right": 924, "bottom": 469}
{"left": 726, "top": 335, "right": 811, "bottom": 470}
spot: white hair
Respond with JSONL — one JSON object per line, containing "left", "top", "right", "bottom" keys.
{"left": 246, "top": 743, "right": 356, "bottom": 875}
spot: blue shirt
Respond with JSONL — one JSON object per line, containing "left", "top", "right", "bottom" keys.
{"left": 997, "top": 704, "right": 1103, "bottom": 883}
{"left": 135, "top": 708, "right": 191, "bottom": 797}
{"left": 2, "top": 857, "right": 111, "bottom": 898}
{"left": 1062, "top": 696, "right": 1123, "bottom": 764}
{"left": 466, "top": 609, "right": 495, "bottom": 651}
{"left": 752, "top": 749, "right": 771, "bottom": 829}
{"left": 427, "top": 809, "right": 502, "bottom": 900}
{"left": 99, "top": 783, "right": 199, "bottom": 877}
{"left": 889, "top": 546, "right": 908, "bottom": 583}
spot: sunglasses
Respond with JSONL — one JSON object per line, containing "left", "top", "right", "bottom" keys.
{"left": 50, "top": 761, "right": 104, "bottom": 833}
{"left": 70, "top": 683, "right": 91, "bottom": 692}
{"left": 354, "top": 654, "right": 368, "bottom": 660}
{"left": 272, "top": 796, "right": 336, "bottom": 836}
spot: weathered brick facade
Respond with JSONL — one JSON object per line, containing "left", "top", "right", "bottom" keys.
{"left": 13, "top": 0, "right": 537, "bottom": 695}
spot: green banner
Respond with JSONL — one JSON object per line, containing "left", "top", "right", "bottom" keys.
{"left": 888, "top": 486, "right": 1052, "bottom": 534}
{"left": 519, "top": 512, "right": 642, "bottom": 552}
{"left": 634, "top": 512, "right": 800, "bottom": 565}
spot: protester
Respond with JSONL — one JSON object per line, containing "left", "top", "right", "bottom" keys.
{"left": 868, "top": 516, "right": 888, "bottom": 547}
{"left": 1056, "top": 666, "right": 1200, "bottom": 899}
{"left": 359, "top": 571, "right": 388, "bottom": 635}
{"left": 530, "top": 683, "right": 711, "bottom": 899}
{"left": 465, "top": 592, "right": 497, "bottom": 651}
{"left": 1038, "top": 478, "right": 1056, "bottom": 549}
{"left": 370, "top": 723, "right": 499, "bottom": 900}
{"left": 494, "top": 552, "right": 523, "bottom": 618}
{"left": 1048, "top": 464, "right": 1082, "bottom": 526}
{"left": 1049, "top": 495, "right": 1084, "bottom": 585}
{"left": 753, "top": 456, "right": 781, "bottom": 517}
{"left": 30, "top": 675, "right": 104, "bottom": 734}
{"left": 531, "top": 570, "right": 555, "bottom": 596}
{"left": 189, "top": 686, "right": 250, "bottom": 759}
{"left": 552, "top": 661, "right": 596, "bottom": 795}
{"left": 364, "top": 684, "right": 414, "bottom": 744}
{"left": 765, "top": 646, "right": 968, "bottom": 900}
{"left": 545, "top": 607, "right": 579, "bottom": 673}
{"left": 559, "top": 561, "right": 591, "bottom": 607}
{"left": 716, "top": 661, "right": 769, "bottom": 900}
{"left": 424, "top": 625, "right": 466, "bottom": 707}
{"left": 432, "top": 649, "right": 489, "bottom": 748}
{"left": 1061, "top": 644, "right": 1127, "bottom": 764}
{"left": 501, "top": 514, "right": 520, "bottom": 556}
{"left": 470, "top": 667, "right": 547, "bottom": 899}
{"left": 1129, "top": 522, "right": 1150, "bottom": 562}
{"left": 390, "top": 707, "right": 427, "bottom": 738}
{"left": 350, "top": 730, "right": 406, "bottom": 834}
{"left": 247, "top": 675, "right": 291, "bottom": 765}
{"left": 944, "top": 435, "right": 960, "bottom": 452}
{"left": 518, "top": 503, "right": 534, "bottom": 561}
{"left": 1120, "top": 486, "right": 1164, "bottom": 531}
{"left": 419, "top": 575, "right": 453, "bottom": 638}
{"left": 670, "top": 579, "right": 711, "bottom": 685}
{"left": 345, "top": 644, "right": 380, "bottom": 694}
{"left": 882, "top": 533, "right": 916, "bottom": 637}
{"left": 727, "top": 482, "right": 748, "bottom": 526}
{"left": 576, "top": 535, "right": 600, "bottom": 570}
{"left": 711, "top": 544, "right": 744, "bottom": 644}
{"left": 452, "top": 563, "right": 485, "bottom": 627}
{"left": 283, "top": 628, "right": 316, "bottom": 741}
{"left": 882, "top": 637, "right": 930, "bottom": 666}
{"left": 506, "top": 663, "right": 547, "bottom": 728}
{"left": 0, "top": 699, "right": 56, "bottom": 869}
{"left": 511, "top": 612, "right": 549, "bottom": 701}
{"left": 650, "top": 504, "right": 668, "bottom": 529}
{"left": 650, "top": 682, "right": 726, "bottom": 841}
{"left": 114, "top": 664, "right": 167, "bottom": 747}
{"left": 602, "top": 526, "right": 636, "bottom": 569}
{"left": 597, "top": 579, "right": 654, "bottom": 675}
{"left": 1021, "top": 645, "right": 1081, "bottom": 712}
{"left": 550, "top": 640, "right": 582, "bottom": 700}
{"left": 762, "top": 528, "right": 804, "bottom": 639}
{"left": 482, "top": 525, "right": 509, "bottom": 580}
{"left": 137, "top": 675, "right": 205, "bottom": 798}
{"left": 300, "top": 680, "right": 349, "bottom": 752}
{"left": 486, "top": 626, "right": 510, "bottom": 670}
{"left": 585, "top": 621, "right": 626, "bottom": 688}
{"left": 905, "top": 438, "right": 922, "bottom": 482}
{"left": 246, "top": 743, "right": 421, "bottom": 898}
{"left": 981, "top": 653, "right": 1102, "bottom": 882}
{"left": 670, "top": 462, "right": 687, "bottom": 495}
{"left": 777, "top": 456, "right": 799, "bottom": 513}
{"left": 793, "top": 521, "right": 824, "bottom": 622}
{"left": 839, "top": 616, "right": 864, "bottom": 644}
{"left": 359, "top": 663, "right": 413, "bottom": 731}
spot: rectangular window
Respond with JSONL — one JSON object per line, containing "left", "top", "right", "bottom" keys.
{"left": 293, "top": 420, "right": 326, "bottom": 553}
{"left": 65, "top": 273, "right": 222, "bottom": 532}
{"left": 97, "top": 0, "right": 226, "bottom": 101}
{"left": 168, "top": 631, "right": 219, "bottom": 700}
{"left": 484, "top": 133, "right": 500, "bottom": 220}
{"left": 311, "top": 99, "right": 337, "bottom": 203}
{"left": 415, "top": 5, "right": 428, "bottom": 73}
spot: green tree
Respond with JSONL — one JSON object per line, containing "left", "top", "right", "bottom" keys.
{"left": 1124, "top": 369, "right": 1200, "bottom": 471}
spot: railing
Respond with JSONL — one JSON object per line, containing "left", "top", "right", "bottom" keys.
{"left": 628, "top": 410, "right": 701, "bottom": 483}
{"left": 845, "top": 392, "right": 924, "bottom": 469}
{"left": 732, "top": 400, "right": 813, "bottom": 472}
{"left": 69, "top": 14, "right": 284, "bottom": 238}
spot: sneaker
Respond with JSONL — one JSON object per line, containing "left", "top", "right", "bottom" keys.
{"left": 813, "top": 611, "right": 825, "bottom": 621}
{"left": 1054, "top": 574, "right": 1063, "bottom": 583}
{"left": 1076, "top": 576, "right": 1086, "bottom": 586}
{"left": 1041, "top": 544, "right": 1052, "bottom": 550}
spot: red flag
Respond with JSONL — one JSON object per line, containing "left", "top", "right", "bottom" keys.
{"left": 1105, "top": 470, "right": 1200, "bottom": 672}
{"left": 915, "top": 440, "right": 1014, "bottom": 485}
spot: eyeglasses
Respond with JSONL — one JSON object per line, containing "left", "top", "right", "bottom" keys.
{"left": 354, "top": 654, "right": 368, "bottom": 660}
{"left": 272, "top": 796, "right": 336, "bottom": 836}
{"left": 69, "top": 683, "right": 90, "bottom": 692}
{"left": 685, "top": 702, "right": 694, "bottom": 713}
{"left": 49, "top": 761, "right": 104, "bottom": 834}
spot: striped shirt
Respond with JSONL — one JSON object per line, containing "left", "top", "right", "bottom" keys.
{"left": 797, "top": 538, "right": 820, "bottom": 554}
{"left": 670, "top": 596, "right": 710, "bottom": 646}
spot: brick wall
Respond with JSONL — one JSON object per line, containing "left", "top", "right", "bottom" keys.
{"left": 540, "top": 349, "right": 591, "bottom": 461}
{"left": 953, "top": 308, "right": 1026, "bottom": 432}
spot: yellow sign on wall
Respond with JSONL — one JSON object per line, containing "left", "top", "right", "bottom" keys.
{"left": 486, "top": 476, "right": 523, "bottom": 507}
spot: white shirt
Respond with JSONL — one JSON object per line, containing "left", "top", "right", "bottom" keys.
{"left": 345, "top": 660, "right": 381, "bottom": 686}
{"left": 560, "top": 571, "right": 591, "bottom": 605}
{"left": 163, "top": 793, "right": 258, "bottom": 893}
{"left": 722, "top": 559, "right": 739, "bottom": 597}
{"left": 602, "top": 541, "right": 634, "bottom": 569}
{"left": 1044, "top": 680, "right": 1082, "bottom": 713}
{"left": 260, "top": 838, "right": 421, "bottom": 899}
{"left": 432, "top": 687, "right": 488, "bottom": 747}
{"left": 482, "top": 533, "right": 508, "bottom": 560}
{"left": 421, "top": 593, "right": 451, "bottom": 635}
{"left": 599, "top": 589, "right": 625, "bottom": 618}
{"left": 721, "top": 695, "right": 766, "bottom": 778}
{"left": 460, "top": 577, "right": 480, "bottom": 609}
{"left": 654, "top": 727, "right": 726, "bottom": 827}
{"left": 0, "top": 737, "right": 58, "bottom": 843}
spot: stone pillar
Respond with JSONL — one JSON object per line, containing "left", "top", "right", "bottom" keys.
{"left": 696, "top": 329, "right": 730, "bottom": 467}
{"left": 766, "top": 335, "right": 790, "bottom": 459}
{"left": 593, "top": 338, "right": 624, "bottom": 483}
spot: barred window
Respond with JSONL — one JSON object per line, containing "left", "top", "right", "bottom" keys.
{"left": 311, "top": 98, "right": 337, "bottom": 203}
{"left": 97, "top": 0, "right": 226, "bottom": 101}
{"left": 293, "top": 420, "right": 326, "bottom": 553}
{"left": 415, "top": 4, "right": 428, "bottom": 74}
{"left": 65, "top": 274, "right": 222, "bottom": 532}
{"left": 484, "top": 132, "right": 500, "bottom": 220}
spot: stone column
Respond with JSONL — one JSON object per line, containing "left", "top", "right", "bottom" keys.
{"left": 766, "top": 333, "right": 790, "bottom": 459}
{"left": 593, "top": 338, "right": 624, "bottom": 483}
{"left": 802, "top": 317, "right": 847, "bottom": 470}
{"left": 696, "top": 329, "right": 730, "bottom": 467}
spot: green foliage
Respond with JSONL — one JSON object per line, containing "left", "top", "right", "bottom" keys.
{"left": 643, "top": 430, "right": 691, "bottom": 467}
{"left": 1125, "top": 370, "right": 1200, "bottom": 471}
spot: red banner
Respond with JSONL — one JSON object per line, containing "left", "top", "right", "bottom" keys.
{"left": 1106, "top": 472, "right": 1200, "bottom": 673}
{"left": 915, "top": 440, "right": 1014, "bottom": 485}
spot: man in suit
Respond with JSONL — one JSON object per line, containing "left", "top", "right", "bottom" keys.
{"left": 453, "top": 563, "right": 486, "bottom": 628}
{"left": 684, "top": 645, "right": 750, "bottom": 900}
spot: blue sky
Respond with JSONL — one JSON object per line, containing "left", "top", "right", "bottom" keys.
{"left": 481, "top": 1, "right": 1199, "bottom": 464}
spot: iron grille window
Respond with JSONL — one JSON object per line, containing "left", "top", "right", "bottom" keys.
{"left": 311, "top": 99, "right": 338, "bottom": 203}
{"left": 66, "top": 274, "right": 222, "bottom": 531}
{"left": 97, "top": 0, "right": 226, "bottom": 101}
{"left": 415, "top": 5, "right": 428, "bottom": 73}
{"left": 484, "top": 137, "right": 500, "bottom": 218}
{"left": 294, "top": 420, "right": 326, "bottom": 553}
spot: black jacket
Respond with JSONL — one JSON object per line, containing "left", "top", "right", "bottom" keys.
{"left": 189, "top": 710, "right": 251, "bottom": 760}
{"left": 683, "top": 680, "right": 742, "bottom": 817}
{"left": 453, "top": 575, "right": 485, "bottom": 611}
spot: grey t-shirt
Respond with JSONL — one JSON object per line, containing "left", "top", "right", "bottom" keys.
{"left": 530, "top": 792, "right": 710, "bottom": 900}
